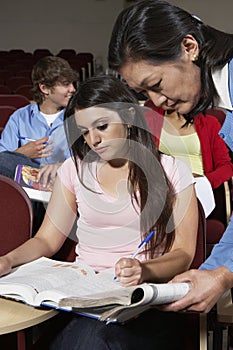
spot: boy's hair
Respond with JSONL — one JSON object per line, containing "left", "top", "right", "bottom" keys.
{"left": 31, "top": 56, "right": 79, "bottom": 104}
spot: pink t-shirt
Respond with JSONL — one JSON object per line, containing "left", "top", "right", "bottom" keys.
{"left": 57, "top": 154, "right": 194, "bottom": 272}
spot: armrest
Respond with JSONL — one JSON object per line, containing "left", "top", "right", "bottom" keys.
{"left": 224, "top": 179, "right": 232, "bottom": 224}
{"left": 217, "top": 289, "right": 233, "bottom": 323}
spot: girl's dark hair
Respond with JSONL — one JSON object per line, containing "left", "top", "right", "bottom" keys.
{"left": 64, "top": 75, "right": 176, "bottom": 258}
{"left": 108, "top": 0, "right": 233, "bottom": 122}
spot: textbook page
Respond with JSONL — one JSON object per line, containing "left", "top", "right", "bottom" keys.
{"left": 0, "top": 257, "right": 122, "bottom": 306}
{"left": 0, "top": 257, "right": 190, "bottom": 323}
{"left": 59, "top": 282, "right": 190, "bottom": 323}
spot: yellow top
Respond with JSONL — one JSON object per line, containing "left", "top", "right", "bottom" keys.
{"left": 159, "top": 128, "right": 204, "bottom": 175}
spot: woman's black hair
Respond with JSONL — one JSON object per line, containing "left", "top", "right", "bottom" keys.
{"left": 64, "top": 75, "right": 176, "bottom": 258}
{"left": 108, "top": 0, "right": 233, "bottom": 122}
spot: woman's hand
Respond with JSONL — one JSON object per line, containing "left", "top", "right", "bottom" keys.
{"left": 115, "top": 257, "right": 143, "bottom": 286}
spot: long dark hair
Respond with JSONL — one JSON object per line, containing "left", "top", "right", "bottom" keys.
{"left": 108, "top": 0, "right": 233, "bottom": 122}
{"left": 64, "top": 75, "right": 176, "bottom": 258}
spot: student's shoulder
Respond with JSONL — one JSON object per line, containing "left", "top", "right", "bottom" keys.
{"left": 195, "top": 113, "right": 221, "bottom": 128}
{"left": 58, "top": 157, "right": 82, "bottom": 178}
{"left": 11, "top": 103, "right": 37, "bottom": 118}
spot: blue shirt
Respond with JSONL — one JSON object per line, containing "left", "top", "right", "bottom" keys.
{"left": 0, "top": 103, "right": 71, "bottom": 164}
{"left": 200, "top": 58, "right": 233, "bottom": 272}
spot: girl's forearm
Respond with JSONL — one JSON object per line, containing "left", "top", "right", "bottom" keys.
{"left": 141, "top": 249, "right": 192, "bottom": 283}
{"left": 4, "top": 235, "right": 56, "bottom": 269}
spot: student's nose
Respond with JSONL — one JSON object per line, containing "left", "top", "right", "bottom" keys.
{"left": 147, "top": 90, "right": 167, "bottom": 107}
{"left": 69, "top": 83, "right": 76, "bottom": 93}
{"left": 89, "top": 129, "right": 101, "bottom": 147}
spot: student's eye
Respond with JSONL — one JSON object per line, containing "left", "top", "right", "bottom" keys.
{"left": 139, "top": 90, "right": 149, "bottom": 98}
{"left": 79, "top": 129, "right": 89, "bottom": 136}
{"left": 97, "top": 124, "right": 108, "bottom": 131}
{"left": 148, "top": 80, "right": 162, "bottom": 92}
{"left": 64, "top": 81, "right": 71, "bottom": 86}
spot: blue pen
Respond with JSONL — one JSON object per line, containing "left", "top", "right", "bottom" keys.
{"left": 19, "top": 136, "right": 49, "bottom": 145}
{"left": 114, "top": 230, "right": 155, "bottom": 280}
{"left": 131, "top": 230, "right": 155, "bottom": 259}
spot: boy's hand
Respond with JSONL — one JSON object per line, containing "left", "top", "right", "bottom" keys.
{"left": 16, "top": 137, "right": 54, "bottom": 159}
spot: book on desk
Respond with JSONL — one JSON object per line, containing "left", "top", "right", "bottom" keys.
{"left": 14, "top": 164, "right": 51, "bottom": 202}
{"left": 0, "top": 257, "right": 190, "bottom": 324}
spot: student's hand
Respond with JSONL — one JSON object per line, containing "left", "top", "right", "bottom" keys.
{"left": 37, "top": 163, "right": 62, "bottom": 190}
{"left": 115, "top": 257, "right": 142, "bottom": 286}
{"left": 0, "top": 256, "right": 12, "bottom": 277}
{"left": 16, "top": 137, "right": 54, "bottom": 159}
{"left": 160, "top": 267, "right": 233, "bottom": 313}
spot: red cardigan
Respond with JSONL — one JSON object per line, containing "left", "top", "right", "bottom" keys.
{"left": 144, "top": 104, "right": 233, "bottom": 189}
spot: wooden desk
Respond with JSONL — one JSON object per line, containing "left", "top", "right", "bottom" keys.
{"left": 0, "top": 298, "right": 58, "bottom": 334}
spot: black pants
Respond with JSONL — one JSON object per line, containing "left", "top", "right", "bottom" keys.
{"left": 46, "top": 309, "right": 188, "bottom": 350}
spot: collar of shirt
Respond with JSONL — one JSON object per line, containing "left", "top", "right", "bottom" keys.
{"left": 212, "top": 62, "right": 233, "bottom": 111}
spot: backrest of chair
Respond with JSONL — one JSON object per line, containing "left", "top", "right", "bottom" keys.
{"left": 208, "top": 181, "right": 231, "bottom": 227}
{"left": 0, "top": 175, "right": 33, "bottom": 255}
{"left": 52, "top": 237, "right": 76, "bottom": 262}
{"left": 0, "top": 105, "right": 17, "bottom": 128}
{"left": 52, "top": 219, "right": 77, "bottom": 262}
{"left": 0, "top": 85, "right": 11, "bottom": 94}
{"left": 15, "top": 85, "right": 33, "bottom": 100}
{"left": 57, "top": 49, "right": 76, "bottom": 59}
{"left": 206, "top": 180, "right": 232, "bottom": 256}
{"left": 206, "top": 108, "right": 226, "bottom": 125}
{"left": 190, "top": 199, "right": 206, "bottom": 269}
{"left": 0, "top": 94, "right": 30, "bottom": 108}
{"left": 6, "top": 76, "right": 32, "bottom": 93}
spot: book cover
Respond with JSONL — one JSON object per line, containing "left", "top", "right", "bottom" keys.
{"left": 14, "top": 164, "right": 52, "bottom": 202}
{"left": 0, "top": 257, "right": 190, "bottom": 324}
{"left": 14, "top": 164, "right": 51, "bottom": 191}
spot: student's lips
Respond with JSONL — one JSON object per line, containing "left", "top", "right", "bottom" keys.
{"left": 94, "top": 146, "right": 109, "bottom": 154}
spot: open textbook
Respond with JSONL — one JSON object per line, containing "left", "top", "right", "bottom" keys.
{"left": 0, "top": 257, "right": 190, "bottom": 324}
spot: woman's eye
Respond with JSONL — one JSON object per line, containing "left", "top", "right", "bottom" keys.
{"left": 97, "top": 123, "right": 108, "bottom": 131}
{"left": 149, "top": 80, "right": 162, "bottom": 92}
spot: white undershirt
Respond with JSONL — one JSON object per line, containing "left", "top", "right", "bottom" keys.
{"left": 40, "top": 110, "right": 61, "bottom": 126}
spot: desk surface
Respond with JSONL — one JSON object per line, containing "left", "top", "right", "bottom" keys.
{"left": 23, "top": 186, "right": 51, "bottom": 203}
{"left": 0, "top": 298, "right": 58, "bottom": 334}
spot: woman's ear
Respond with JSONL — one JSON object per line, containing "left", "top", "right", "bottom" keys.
{"left": 182, "top": 34, "right": 199, "bottom": 62}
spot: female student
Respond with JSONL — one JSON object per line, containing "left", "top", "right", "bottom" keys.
{"left": 0, "top": 76, "right": 197, "bottom": 349}
{"left": 144, "top": 103, "right": 233, "bottom": 190}
{"left": 143, "top": 102, "right": 233, "bottom": 216}
{"left": 108, "top": 0, "right": 233, "bottom": 312}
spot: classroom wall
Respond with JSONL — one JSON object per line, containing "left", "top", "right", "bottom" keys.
{"left": 169, "top": 0, "right": 233, "bottom": 33}
{"left": 0, "top": 0, "right": 232, "bottom": 70}
{"left": 0, "top": 0, "right": 124, "bottom": 69}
